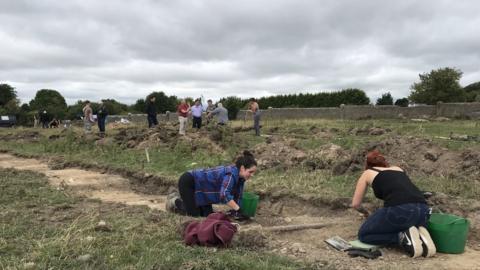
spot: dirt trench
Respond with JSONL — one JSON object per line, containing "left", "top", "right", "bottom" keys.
{"left": 0, "top": 153, "right": 167, "bottom": 210}
{"left": 1, "top": 153, "right": 480, "bottom": 270}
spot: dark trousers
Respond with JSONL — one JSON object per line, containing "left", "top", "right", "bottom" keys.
{"left": 98, "top": 117, "right": 106, "bottom": 133}
{"left": 192, "top": 116, "right": 202, "bottom": 129}
{"left": 42, "top": 121, "right": 49, "bottom": 129}
{"left": 254, "top": 112, "right": 261, "bottom": 136}
{"left": 178, "top": 172, "right": 213, "bottom": 217}
{"left": 358, "top": 203, "right": 429, "bottom": 245}
{"left": 147, "top": 114, "right": 158, "bottom": 128}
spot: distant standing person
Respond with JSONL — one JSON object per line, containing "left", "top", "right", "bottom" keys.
{"left": 249, "top": 98, "right": 261, "bottom": 136}
{"left": 97, "top": 102, "right": 108, "bottom": 136}
{"left": 33, "top": 114, "right": 39, "bottom": 128}
{"left": 177, "top": 99, "right": 190, "bottom": 135}
{"left": 39, "top": 110, "right": 49, "bottom": 129}
{"left": 82, "top": 101, "right": 95, "bottom": 133}
{"left": 208, "top": 103, "right": 228, "bottom": 125}
{"left": 191, "top": 99, "right": 203, "bottom": 130}
{"left": 205, "top": 99, "right": 216, "bottom": 125}
{"left": 146, "top": 96, "right": 158, "bottom": 128}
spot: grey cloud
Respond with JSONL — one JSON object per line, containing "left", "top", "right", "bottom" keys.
{"left": 1, "top": 0, "right": 479, "bottom": 105}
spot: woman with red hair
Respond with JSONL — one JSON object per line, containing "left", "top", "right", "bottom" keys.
{"left": 351, "top": 150, "right": 436, "bottom": 258}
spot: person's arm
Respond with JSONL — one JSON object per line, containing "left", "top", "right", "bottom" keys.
{"left": 210, "top": 108, "right": 219, "bottom": 116}
{"left": 220, "top": 173, "right": 239, "bottom": 210}
{"left": 351, "top": 171, "right": 369, "bottom": 209}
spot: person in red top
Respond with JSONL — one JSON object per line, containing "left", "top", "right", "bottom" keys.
{"left": 177, "top": 99, "right": 190, "bottom": 135}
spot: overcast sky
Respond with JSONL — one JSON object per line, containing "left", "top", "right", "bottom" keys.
{"left": 1, "top": 0, "right": 479, "bottom": 105}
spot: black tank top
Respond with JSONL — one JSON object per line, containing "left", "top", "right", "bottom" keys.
{"left": 370, "top": 168, "right": 426, "bottom": 207}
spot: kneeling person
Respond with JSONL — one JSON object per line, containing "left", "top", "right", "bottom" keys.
{"left": 351, "top": 150, "right": 436, "bottom": 258}
{"left": 173, "top": 151, "right": 257, "bottom": 218}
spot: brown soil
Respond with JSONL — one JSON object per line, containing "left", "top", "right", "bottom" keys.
{"left": 253, "top": 135, "right": 307, "bottom": 170}
{"left": 110, "top": 122, "right": 233, "bottom": 152}
{"left": 0, "top": 153, "right": 167, "bottom": 210}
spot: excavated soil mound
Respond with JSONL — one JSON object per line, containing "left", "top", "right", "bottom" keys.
{"left": 331, "top": 136, "right": 480, "bottom": 180}
{"left": 253, "top": 136, "right": 307, "bottom": 169}
{"left": 0, "top": 131, "right": 41, "bottom": 142}
{"left": 111, "top": 123, "right": 232, "bottom": 152}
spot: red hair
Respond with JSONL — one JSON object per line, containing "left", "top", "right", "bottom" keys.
{"left": 365, "top": 150, "right": 389, "bottom": 169}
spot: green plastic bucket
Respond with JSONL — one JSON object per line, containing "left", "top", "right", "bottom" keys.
{"left": 241, "top": 192, "right": 259, "bottom": 217}
{"left": 427, "top": 213, "right": 469, "bottom": 254}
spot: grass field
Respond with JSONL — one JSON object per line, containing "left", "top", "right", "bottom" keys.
{"left": 0, "top": 168, "right": 314, "bottom": 269}
{"left": 1, "top": 119, "right": 478, "bottom": 201}
{"left": 0, "top": 118, "right": 479, "bottom": 269}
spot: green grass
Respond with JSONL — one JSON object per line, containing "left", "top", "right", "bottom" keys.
{"left": 0, "top": 168, "right": 314, "bottom": 269}
{"left": 1, "top": 119, "right": 479, "bottom": 202}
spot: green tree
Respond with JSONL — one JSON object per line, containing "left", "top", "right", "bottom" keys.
{"left": 16, "top": 103, "right": 34, "bottom": 126}
{"left": 394, "top": 98, "right": 409, "bottom": 107}
{"left": 146, "top": 91, "right": 177, "bottom": 113}
{"left": 463, "top": 81, "right": 480, "bottom": 102}
{"left": 219, "top": 96, "right": 246, "bottom": 120}
{"left": 376, "top": 92, "right": 394, "bottom": 105}
{"left": 339, "top": 89, "right": 370, "bottom": 105}
{"left": 0, "top": 83, "right": 17, "bottom": 106}
{"left": 3, "top": 98, "right": 20, "bottom": 113}
{"left": 29, "top": 89, "right": 68, "bottom": 119}
{"left": 256, "top": 88, "right": 370, "bottom": 108}
{"left": 131, "top": 98, "right": 146, "bottom": 113}
{"left": 66, "top": 100, "right": 85, "bottom": 120}
{"left": 409, "top": 67, "right": 465, "bottom": 105}
{"left": 100, "top": 99, "right": 128, "bottom": 115}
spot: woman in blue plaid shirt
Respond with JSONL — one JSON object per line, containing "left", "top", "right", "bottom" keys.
{"left": 171, "top": 151, "right": 257, "bottom": 218}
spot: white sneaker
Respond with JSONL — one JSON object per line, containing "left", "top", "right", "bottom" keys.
{"left": 399, "top": 226, "right": 423, "bottom": 258}
{"left": 418, "top": 226, "right": 436, "bottom": 257}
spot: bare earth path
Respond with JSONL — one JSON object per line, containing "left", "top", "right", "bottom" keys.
{"left": 0, "top": 153, "right": 167, "bottom": 210}
{"left": 1, "top": 153, "right": 479, "bottom": 269}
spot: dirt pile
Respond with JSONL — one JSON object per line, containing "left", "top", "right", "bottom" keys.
{"left": 110, "top": 123, "right": 231, "bottom": 152}
{"left": 253, "top": 136, "right": 307, "bottom": 169}
{"left": 0, "top": 131, "right": 41, "bottom": 142}
{"left": 304, "top": 143, "right": 349, "bottom": 171}
{"left": 348, "top": 125, "right": 391, "bottom": 136}
{"left": 329, "top": 136, "right": 480, "bottom": 179}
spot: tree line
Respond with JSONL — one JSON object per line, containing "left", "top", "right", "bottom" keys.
{"left": 1, "top": 67, "right": 479, "bottom": 125}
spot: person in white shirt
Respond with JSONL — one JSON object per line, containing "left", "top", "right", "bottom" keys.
{"left": 191, "top": 99, "right": 204, "bottom": 130}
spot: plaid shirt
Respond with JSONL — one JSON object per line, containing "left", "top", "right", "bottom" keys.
{"left": 189, "top": 165, "right": 244, "bottom": 207}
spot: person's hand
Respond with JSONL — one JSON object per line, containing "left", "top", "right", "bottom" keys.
{"left": 226, "top": 209, "right": 250, "bottom": 221}
{"left": 355, "top": 206, "right": 370, "bottom": 218}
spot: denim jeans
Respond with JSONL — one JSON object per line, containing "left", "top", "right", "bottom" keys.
{"left": 358, "top": 203, "right": 429, "bottom": 245}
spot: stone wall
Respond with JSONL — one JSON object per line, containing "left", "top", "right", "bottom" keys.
{"left": 238, "top": 102, "right": 480, "bottom": 120}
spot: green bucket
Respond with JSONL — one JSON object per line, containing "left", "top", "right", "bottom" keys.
{"left": 427, "top": 213, "right": 470, "bottom": 254}
{"left": 241, "top": 192, "right": 259, "bottom": 217}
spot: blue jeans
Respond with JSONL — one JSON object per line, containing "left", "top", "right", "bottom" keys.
{"left": 358, "top": 203, "right": 429, "bottom": 245}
